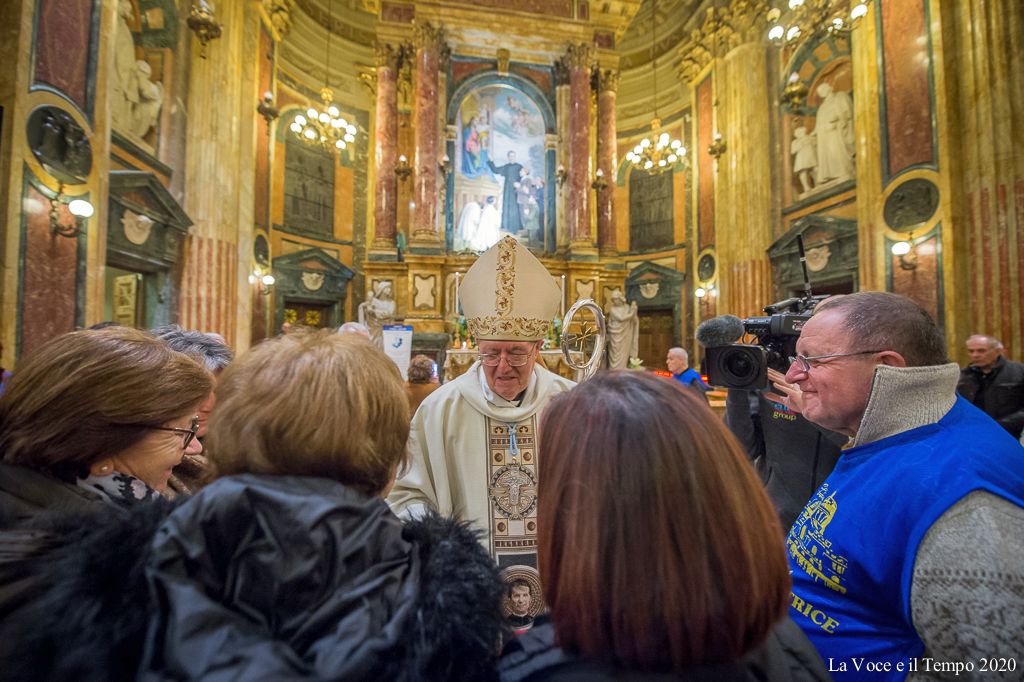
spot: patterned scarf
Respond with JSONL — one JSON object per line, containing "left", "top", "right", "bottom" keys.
{"left": 76, "top": 471, "right": 159, "bottom": 507}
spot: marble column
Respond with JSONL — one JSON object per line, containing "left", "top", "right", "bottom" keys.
{"left": 411, "top": 22, "right": 444, "bottom": 245}
{"left": 716, "top": 40, "right": 773, "bottom": 317}
{"left": 596, "top": 69, "right": 619, "bottom": 254}
{"left": 372, "top": 42, "right": 399, "bottom": 252}
{"left": 554, "top": 58, "right": 571, "bottom": 251}
{"left": 565, "top": 43, "right": 594, "bottom": 253}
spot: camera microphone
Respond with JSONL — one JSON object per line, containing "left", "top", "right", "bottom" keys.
{"left": 696, "top": 315, "right": 745, "bottom": 348}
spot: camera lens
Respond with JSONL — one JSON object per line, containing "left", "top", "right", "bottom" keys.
{"left": 705, "top": 344, "right": 768, "bottom": 390}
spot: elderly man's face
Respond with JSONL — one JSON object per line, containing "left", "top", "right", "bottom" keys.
{"left": 784, "top": 309, "right": 882, "bottom": 436}
{"left": 478, "top": 340, "right": 541, "bottom": 401}
{"left": 666, "top": 351, "right": 687, "bottom": 375}
{"left": 966, "top": 337, "right": 1001, "bottom": 371}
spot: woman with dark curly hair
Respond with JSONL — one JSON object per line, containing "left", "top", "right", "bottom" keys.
{"left": 406, "top": 353, "right": 440, "bottom": 418}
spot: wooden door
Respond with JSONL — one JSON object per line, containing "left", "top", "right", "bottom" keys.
{"left": 638, "top": 309, "right": 675, "bottom": 371}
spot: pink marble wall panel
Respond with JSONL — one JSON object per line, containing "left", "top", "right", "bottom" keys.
{"left": 881, "top": 0, "right": 933, "bottom": 177}
{"left": 21, "top": 183, "right": 79, "bottom": 356}
{"left": 33, "top": 0, "right": 94, "bottom": 113}
{"left": 891, "top": 233, "right": 939, "bottom": 323}
{"left": 381, "top": 2, "right": 414, "bottom": 23}
{"left": 461, "top": 0, "right": 573, "bottom": 17}
{"left": 696, "top": 76, "right": 714, "bottom": 249}
{"left": 452, "top": 61, "right": 490, "bottom": 87}
{"left": 511, "top": 66, "right": 552, "bottom": 95}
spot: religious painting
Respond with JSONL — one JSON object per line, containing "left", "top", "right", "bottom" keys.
{"left": 283, "top": 138, "right": 335, "bottom": 238}
{"left": 453, "top": 84, "right": 547, "bottom": 253}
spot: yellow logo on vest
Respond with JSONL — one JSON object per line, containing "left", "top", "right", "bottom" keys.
{"left": 788, "top": 483, "right": 849, "bottom": 594}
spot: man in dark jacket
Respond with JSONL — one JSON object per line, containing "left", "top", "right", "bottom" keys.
{"left": 957, "top": 334, "right": 1024, "bottom": 439}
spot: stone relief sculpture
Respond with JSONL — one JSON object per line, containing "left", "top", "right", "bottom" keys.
{"left": 814, "top": 83, "right": 855, "bottom": 184}
{"left": 358, "top": 280, "right": 397, "bottom": 347}
{"left": 113, "top": 0, "right": 164, "bottom": 140}
{"left": 791, "top": 125, "right": 817, "bottom": 194}
{"left": 605, "top": 289, "right": 639, "bottom": 370}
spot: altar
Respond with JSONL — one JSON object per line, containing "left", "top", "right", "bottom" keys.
{"left": 443, "top": 348, "right": 584, "bottom": 383}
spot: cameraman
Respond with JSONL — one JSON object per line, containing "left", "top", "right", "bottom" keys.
{"left": 723, "top": 370, "right": 845, "bottom": 532}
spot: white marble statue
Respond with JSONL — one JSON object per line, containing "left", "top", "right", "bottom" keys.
{"left": 791, "top": 125, "right": 817, "bottom": 194}
{"left": 359, "top": 281, "right": 397, "bottom": 348}
{"left": 814, "top": 83, "right": 855, "bottom": 183}
{"left": 605, "top": 289, "right": 639, "bottom": 370}
{"left": 112, "top": 0, "right": 163, "bottom": 140}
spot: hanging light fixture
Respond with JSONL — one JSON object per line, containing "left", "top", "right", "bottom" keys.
{"left": 289, "top": 0, "right": 358, "bottom": 152}
{"left": 625, "top": 0, "right": 686, "bottom": 174}
{"left": 765, "top": 0, "right": 871, "bottom": 44}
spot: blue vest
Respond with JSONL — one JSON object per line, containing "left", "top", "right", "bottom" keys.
{"left": 787, "top": 397, "right": 1024, "bottom": 680}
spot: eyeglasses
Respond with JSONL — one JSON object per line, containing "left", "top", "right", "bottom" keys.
{"left": 148, "top": 416, "right": 200, "bottom": 450}
{"left": 478, "top": 349, "right": 535, "bottom": 367}
{"left": 788, "top": 350, "right": 886, "bottom": 373}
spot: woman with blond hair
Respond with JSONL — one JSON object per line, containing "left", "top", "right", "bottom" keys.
{"left": 139, "top": 331, "right": 502, "bottom": 679}
{"left": 500, "top": 371, "right": 828, "bottom": 681}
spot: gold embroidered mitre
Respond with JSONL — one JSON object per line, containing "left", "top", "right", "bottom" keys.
{"left": 460, "top": 236, "right": 560, "bottom": 341}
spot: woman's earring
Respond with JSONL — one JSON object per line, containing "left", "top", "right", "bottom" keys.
{"left": 99, "top": 464, "right": 110, "bottom": 473}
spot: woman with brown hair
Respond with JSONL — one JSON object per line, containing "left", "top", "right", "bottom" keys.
{"left": 499, "top": 371, "right": 828, "bottom": 681}
{"left": 0, "top": 327, "right": 212, "bottom": 522}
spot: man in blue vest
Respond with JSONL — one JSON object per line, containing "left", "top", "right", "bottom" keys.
{"left": 777, "top": 292, "right": 1024, "bottom": 679}
{"left": 666, "top": 347, "right": 709, "bottom": 400}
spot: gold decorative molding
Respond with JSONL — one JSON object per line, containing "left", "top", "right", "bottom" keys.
{"left": 677, "top": 0, "right": 768, "bottom": 82}
{"left": 496, "top": 48, "right": 510, "bottom": 76}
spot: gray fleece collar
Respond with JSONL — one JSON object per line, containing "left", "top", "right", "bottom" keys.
{"left": 852, "top": 362, "right": 960, "bottom": 448}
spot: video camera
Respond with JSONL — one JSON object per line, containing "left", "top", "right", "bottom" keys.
{"left": 697, "top": 236, "right": 827, "bottom": 390}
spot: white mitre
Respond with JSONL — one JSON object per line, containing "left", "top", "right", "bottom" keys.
{"left": 460, "top": 235, "right": 560, "bottom": 341}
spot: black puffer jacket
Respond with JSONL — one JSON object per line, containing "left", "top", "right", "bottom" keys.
{"left": 4, "top": 474, "right": 506, "bottom": 682}
{"left": 498, "top": 617, "right": 830, "bottom": 682}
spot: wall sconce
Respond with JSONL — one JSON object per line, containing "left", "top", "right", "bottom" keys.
{"left": 249, "top": 268, "right": 276, "bottom": 294}
{"left": 590, "top": 168, "right": 608, "bottom": 192}
{"left": 708, "top": 132, "right": 727, "bottom": 160}
{"left": 781, "top": 73, "right": 809, "bottom": 109}
{"left": 395, "top": 154, "right": 412, "bottom": 181}
{"left": 891, "top": 234, "right": 918, "bottom": 270}
{"left": 50, "top": 183, "right": 93, "bottom": 238}
{"left": 257, "top": 91, "right": 279, "bottom": 125}
{"left": 187, "top": 1, "right": 223, "bottom": 58}
{"left": 555, "top": 164, "right": 567, "bottom": 188}
{"left": 438, "top": 154, "right": 451, "bottom": 177}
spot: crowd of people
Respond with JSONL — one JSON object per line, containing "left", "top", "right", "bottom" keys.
{"left": 0, "top": 236, "right": 1021, "bottom": 681}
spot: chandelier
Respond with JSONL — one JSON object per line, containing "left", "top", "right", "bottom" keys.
{"left": 625, "top": 0, "right": 685, "bottom": 174}
{"left": 766, "top": 0, "right": 870, "bottom": 44}
{"left": 288, "top": 0, "right": 357, "bottom": 152}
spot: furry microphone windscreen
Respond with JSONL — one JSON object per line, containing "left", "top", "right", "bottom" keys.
{"left": 696, "top": 315, "right": 745, "bottom": 348}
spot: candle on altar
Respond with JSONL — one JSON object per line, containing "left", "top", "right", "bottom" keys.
{"left": 560, "top": 274, "right": 566, "bottom": 316}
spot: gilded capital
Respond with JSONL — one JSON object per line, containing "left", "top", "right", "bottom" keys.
{"left": 262, "top": 0, "right": 294, "bottom": 38}
{"left": 564, "top": 43, "right": 593, "bottom": 71}
{"left": 374, "top": 42, "right": 399, "bottom": 70}
{"left": 496, "top": 48, "right": 510, "bottom": 76}
{"left": 597, "top": 69, "right": 619, "bottom": 93}
{"left": 412, "top": 21, "right": 446, "bottom": 52}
